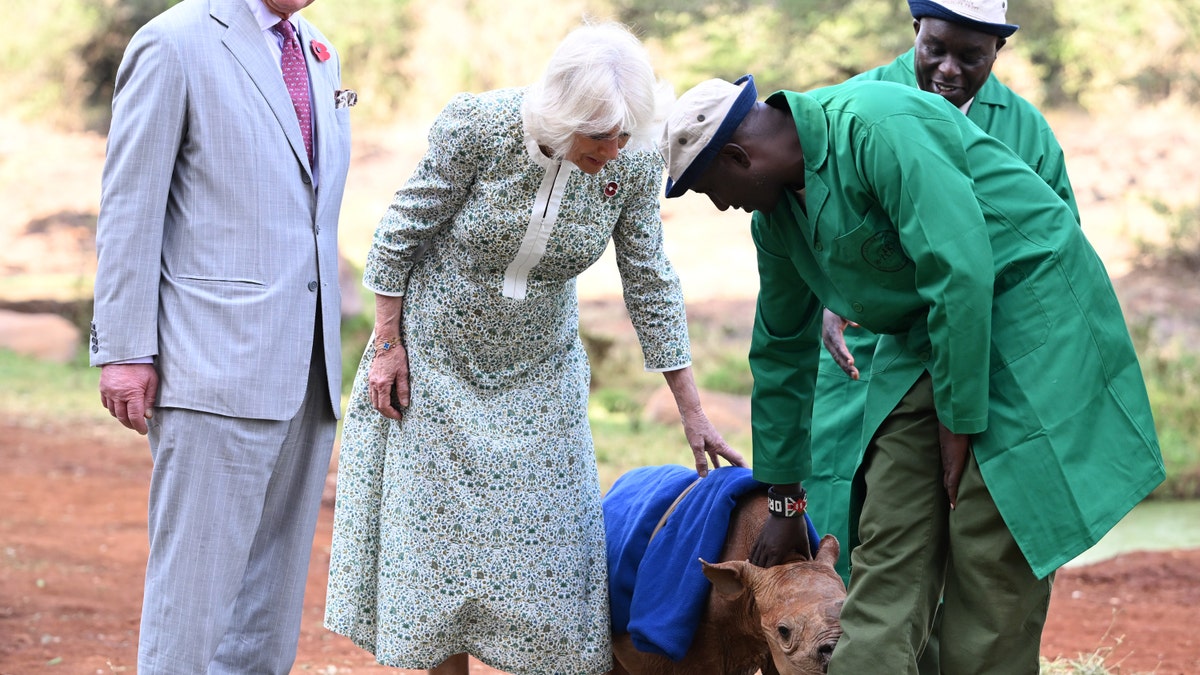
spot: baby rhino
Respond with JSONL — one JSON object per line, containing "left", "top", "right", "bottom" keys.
{"left": 610, "top": 490, "right": 846, "bottom": 675}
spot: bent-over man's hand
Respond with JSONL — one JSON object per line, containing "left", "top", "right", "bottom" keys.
{"left": 99, "top": 363, "right": 159, "bottom": 435}
{"left": 821, "top": 308, "right": 859, "bottom": 379}
{"left": 938, "top": 421, "right": 971, "bottom": 509}
{"left": 750, "top": 510, "right": 812, "bottom": 567}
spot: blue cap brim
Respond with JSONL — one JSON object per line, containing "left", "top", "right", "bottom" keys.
{"left": 665, "top": 75, "right": 758, "bottom": 198}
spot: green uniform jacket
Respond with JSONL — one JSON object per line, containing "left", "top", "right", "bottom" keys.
{"left": 806, "top": 49, "right": 1082, "bottom": 583}
{"left": 751, "top": 81, "right": 1164, "bottom": 579}
{"left": 855, "top": 48, "right": 1080, "bottom": 219}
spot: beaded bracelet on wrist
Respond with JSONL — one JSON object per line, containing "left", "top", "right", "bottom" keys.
{"left": 766, "top": 486, "right": 808, "bottom": 518}
{"left": 375, "top": 336, "right": 401, "bottom": 352}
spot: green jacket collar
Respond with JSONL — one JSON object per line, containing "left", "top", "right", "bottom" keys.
{"left": 762, "top": 90, "right": 830, "bottom": 237}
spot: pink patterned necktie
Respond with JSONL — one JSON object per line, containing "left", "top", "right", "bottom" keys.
{"left": 273, "top": 19, "right": 313, "bottom": 165}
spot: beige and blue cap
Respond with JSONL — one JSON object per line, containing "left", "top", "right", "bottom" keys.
{"left": 661, "top": 75, "right": 757, "bottom": 198}
{"left": 909, "top": 0, "right": 1018, "bottom": 37}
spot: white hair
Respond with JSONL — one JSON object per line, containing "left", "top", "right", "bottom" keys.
{"left": 523, "top": 22, "right": 673, "bottom": 159}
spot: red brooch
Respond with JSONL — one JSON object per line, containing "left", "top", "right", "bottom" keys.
{"left": 310, "top": 40, "right": 331, "bottom": 62}
{"left": 604, "top": 182, "right": 619, "bottom": 197}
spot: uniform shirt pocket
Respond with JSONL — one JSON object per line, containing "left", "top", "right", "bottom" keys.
{"left": 989, "top": 261, "right": 1051, "bottom": 373}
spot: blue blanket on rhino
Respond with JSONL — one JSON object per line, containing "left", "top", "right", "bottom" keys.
{"left": 603, "top": 465, "right": 820, "bottom": 660}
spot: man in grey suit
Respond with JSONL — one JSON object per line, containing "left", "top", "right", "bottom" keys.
{"left": 90, "top": 0, "right": 351, "bottom": 671}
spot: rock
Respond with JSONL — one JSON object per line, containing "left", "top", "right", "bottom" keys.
{"left": 0, "top": 310, "right": 80, "bottom": 364}
{"left": 642, "top": 385, "right": 752, "bottom": 436}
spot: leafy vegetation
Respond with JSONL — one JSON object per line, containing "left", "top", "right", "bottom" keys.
{"left": 7, "top": 0, "right": 1200, "bottom": 130}
{"left": 1136, "top": 197, "right": 1200, "bottom": 272}
{"left": 1123, "top": 198, "right": 1200, "bottom": 497}
{"left": 1131, "top": 321, "right": 1200, "bottom": 498}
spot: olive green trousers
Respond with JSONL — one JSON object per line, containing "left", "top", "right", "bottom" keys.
{"left": 828, "top": 373, "right": 1053, "bottom": 675}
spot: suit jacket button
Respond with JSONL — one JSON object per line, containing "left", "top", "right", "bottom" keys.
{"left": 92, "top": 345, "right": 99, "bottom": 353}
{"left": 308, "top": 280, "right": 318, "bottom": 292}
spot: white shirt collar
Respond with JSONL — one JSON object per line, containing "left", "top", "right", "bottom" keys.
{"left": 242, "top": 0, "right": 298, "bottom": 33}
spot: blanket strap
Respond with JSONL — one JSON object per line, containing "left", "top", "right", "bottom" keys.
{"left": 647, "top": 477, "right": 703, "bottom": 544}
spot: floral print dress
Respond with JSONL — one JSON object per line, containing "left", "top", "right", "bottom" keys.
{"left": 324, "top": 87, "right": 691, "bottom": 675}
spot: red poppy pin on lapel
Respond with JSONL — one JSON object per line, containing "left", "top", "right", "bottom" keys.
{"left": 310, "top": 40, "right": 331, "bottom": 62}
{"left": 604, "top": 182, "right": 619, "bottom": 197}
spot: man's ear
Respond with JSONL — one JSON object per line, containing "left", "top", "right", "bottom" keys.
{"left": 912, "top": 18, "right": 921, "bottom": 37}
{"left": 996, "top": 37, "right": 1007, "bottom": 54}
{"left": 718, "top": 143, "right": 753, "bottom": 170}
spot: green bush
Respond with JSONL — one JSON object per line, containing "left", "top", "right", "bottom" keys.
{"left": 0, "top": 0, "right": 180, "bottom": 130}
{"left": 696, "top": 351, "right": 754, "bottom": 396}
{"left": 10, "top": 0, "right": 1200, "bottom": 130}
{"left": 1137, "top": 197, "right": 1200, "bottom": 271}
{"left": 0, "top": 348, "right": 105, "bottom": 425}
{"left": 1133, "top": 321, "right": 1200, "bottom": 498}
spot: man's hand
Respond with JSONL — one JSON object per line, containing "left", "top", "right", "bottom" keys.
{"left": 99, "top": 363, "right": 159, "bottom": 435}
{"left": 750, "top": 487, "right": 812, "bottom": 567}
{"left": 821, "top": 308, "right": 860, "bottom": 379}
{"left": 938, "top": 421, "right": 971, "bottom": 509}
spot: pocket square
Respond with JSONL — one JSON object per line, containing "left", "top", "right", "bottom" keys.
{"left": 335, "top": 89, "right": 358, "bottom": 109}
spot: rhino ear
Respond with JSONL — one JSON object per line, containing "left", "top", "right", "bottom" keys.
{"left": 815, "top": 534, "right": 841, "bottom": 568}
{"left": 701, "top": 558, "right": 757, "bottom": 597}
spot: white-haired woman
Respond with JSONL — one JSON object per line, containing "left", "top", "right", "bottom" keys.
{"left": 324, "top": 22, "right": 745, "bottom": 675}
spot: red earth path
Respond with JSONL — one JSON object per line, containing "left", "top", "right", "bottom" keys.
{"left": 2, "top": 420, "right": 1197, "bottom": 675}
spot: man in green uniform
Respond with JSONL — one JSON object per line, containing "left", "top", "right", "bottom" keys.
{"left": 810, "top": 0, "right": 1080, "bottom": 590}
{"left": 660, "top": 74, "right": 1164, "bottom": 673}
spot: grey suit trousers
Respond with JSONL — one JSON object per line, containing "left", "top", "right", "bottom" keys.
{"left": 139, "top": 357, "right": 335, "bottom": 674}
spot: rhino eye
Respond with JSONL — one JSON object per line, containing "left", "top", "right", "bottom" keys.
{"left": 777, "top": 625, "right": 792, "bottom": 642}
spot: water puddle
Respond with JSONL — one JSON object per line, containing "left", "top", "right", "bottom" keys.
{"left": 1067, "top": 499, "right": 1200, "bottom": 567}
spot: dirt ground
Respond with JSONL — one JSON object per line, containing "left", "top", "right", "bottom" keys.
{"left": 0, "top": 419, "right": 1197, "bottom": 675}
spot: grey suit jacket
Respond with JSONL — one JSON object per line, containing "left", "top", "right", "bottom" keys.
{"left": 91, "top": 0, "right": 350, "bottom": 420}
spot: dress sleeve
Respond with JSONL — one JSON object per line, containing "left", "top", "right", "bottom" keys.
{"left": 856, "top": 113, "right": 993, "bottom": 434}
{"left": 611, "top": 153, "right": 692, "bottom": 371}
{"left": 748, "top": 210, "right": 823, "bottom": 484}
{"left": 362, "top": 93, "right": 481, "bottom": 295}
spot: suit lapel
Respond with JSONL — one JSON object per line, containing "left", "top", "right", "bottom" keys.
{"left": 297, "top": 18, "right": 335, "bottom": 181}
{"left": 211, "top": 0, "right": 313, "bottom": 178}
